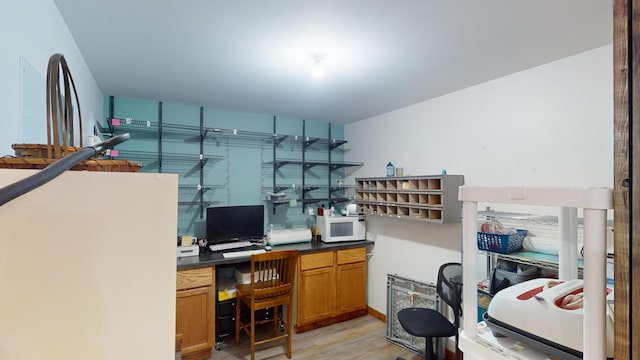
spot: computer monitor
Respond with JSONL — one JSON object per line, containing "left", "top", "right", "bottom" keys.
{"left": 206, "top": 204, "right": 265, "bottom": 244}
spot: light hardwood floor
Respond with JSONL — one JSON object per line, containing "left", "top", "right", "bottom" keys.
{"left": 176, "top": 315, "right": 423, "bottom": 360}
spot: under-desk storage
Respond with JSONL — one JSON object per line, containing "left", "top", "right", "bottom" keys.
{"left": 216, "top": 298, "right": 236, "bottom": 345}
{"left": 215, "top": 264, "right": 278, "bottom": 348}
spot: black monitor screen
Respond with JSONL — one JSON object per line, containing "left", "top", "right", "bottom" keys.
{"left": 206, "top": 205, "right": 265, "bottom": 244}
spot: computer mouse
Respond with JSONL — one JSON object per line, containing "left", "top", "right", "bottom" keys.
{"left": 265, "top": 246, "right": 272, "bottom": 251}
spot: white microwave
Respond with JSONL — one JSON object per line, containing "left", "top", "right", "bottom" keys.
{"left": 317, "top": 215, "right": 366, "bottom": 242}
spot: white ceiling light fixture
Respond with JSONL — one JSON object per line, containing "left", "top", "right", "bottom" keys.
{"left": 310, "top": 52, "right": 327, "bottom": 79}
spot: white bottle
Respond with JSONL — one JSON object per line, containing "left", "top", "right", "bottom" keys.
{"left": 386, "top": 162, "right": 395, "bottom": 177}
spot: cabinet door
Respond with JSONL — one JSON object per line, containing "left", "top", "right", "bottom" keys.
{"left": 176, "top": 286, "right": 214, "bottom": 359}
{"left": 297, "top": 266, "right": 336, "bottom": 324}
{"left": 336, "top": 261, "right": 367, "bottom": 314}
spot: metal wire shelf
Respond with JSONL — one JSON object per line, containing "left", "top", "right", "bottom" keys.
{"left": 107, "top": 117, "right": 350, "bottom": 148}
{"left": 111, "top": 149, "right": 224, "bottom": 163}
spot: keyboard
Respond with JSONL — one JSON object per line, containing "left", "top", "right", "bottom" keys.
{"left": 222, "top": 249, "right": 266, "bottom": 259}
{"left": 209, "top": 240, "right": 253, "bottom": 252}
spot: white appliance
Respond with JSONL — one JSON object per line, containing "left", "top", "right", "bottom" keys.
{"left": 266, "top": 228, "right": 312, "bottom": 245}
{"left": 484, "top": 278, "right": 614, "bottom": 359}
{"left": 316, "top": 215, "right": 366, "bottom": 242}
{"left": 234, "top": 264, "right": 280, "bottom": 284}
{"left": 346, "top": 203, "right": 359, "bottom": 216}
{"left": 176, "top": 244, "right": 199, "bottom": 258}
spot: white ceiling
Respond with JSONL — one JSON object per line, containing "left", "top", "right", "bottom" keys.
{"left": 53, "top": 0, "right": 612, "bottom": 124}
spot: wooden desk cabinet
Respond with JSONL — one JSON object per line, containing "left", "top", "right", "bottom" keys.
{"left": 296, "top": 247, "right": 368, "bottom": 333}
{"left": 176, "top": 267, "right": 215, "bottom": 360}
{"left": 174, "top": 244, "right": 369, "bottom": 351}
{"left": 336, "top": 249, "right": 367, "bottom": 314}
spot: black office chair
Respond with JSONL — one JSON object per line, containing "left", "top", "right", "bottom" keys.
{"left": 396, "top": 262, "right": 463, "bottom": 360}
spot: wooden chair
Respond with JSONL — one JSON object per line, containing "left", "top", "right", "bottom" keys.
{"left": 235, "top": 249, "right": 298, "bottom": 360}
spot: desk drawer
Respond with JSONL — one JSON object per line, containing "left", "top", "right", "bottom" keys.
{"left": 217, "top": 315, "right": 236, "bottom": 335}
{"left": 218, "top": 299, "right": 236, "bottom": 317}
{"left": 337, "top": 247, "right": 366, "bottom": 265}
{"left": 177, "top": 267, "right": 213, "bottom": 290}
{"left": 300, "top": 252, "right": 334, "bottom": 271}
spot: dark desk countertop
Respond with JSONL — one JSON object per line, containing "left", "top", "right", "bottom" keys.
{"left": 177, "top": 240, "right": 375, "bottom": 270}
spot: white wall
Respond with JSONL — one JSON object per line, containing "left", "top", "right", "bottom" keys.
{"left": 0, "top": 0, "right": 103, "bottom": 155}
{"left": 346, "top": 45, "right": 613, "bottom": 314}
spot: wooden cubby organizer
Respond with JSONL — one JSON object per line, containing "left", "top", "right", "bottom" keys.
{"left": 355, "top": 174, "right": 464, "bottom": 223}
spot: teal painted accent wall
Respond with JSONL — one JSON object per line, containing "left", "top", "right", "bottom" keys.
{"left": 104, "top": 96, "right": 350, "bottom": 237}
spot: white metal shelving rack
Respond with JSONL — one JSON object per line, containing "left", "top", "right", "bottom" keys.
{"left": 458, "top": 186, "right": 612, "bottom": 360}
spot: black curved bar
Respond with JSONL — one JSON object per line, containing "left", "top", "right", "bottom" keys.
{"left": 0, "top": 133, "right": 131, "bottom": 207}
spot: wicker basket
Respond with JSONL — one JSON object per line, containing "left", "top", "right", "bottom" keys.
{"left": 11, "top": 143, "right": 104, "bottom": 159}
{"left": 0, "top": 157, "right": 142, "bottom": 172}
{"left": 0, "top": 54, "right": 136, "bottom": 173}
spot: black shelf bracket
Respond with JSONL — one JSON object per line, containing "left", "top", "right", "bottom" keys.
{"left": 303, "top": 186, "right": 320, "bottom": 194}
{"left": 273, "top": 161, "right": 290, "bottom": 171}
{"left": 303, "top": 138, "right": 320, "bottom": 148}
{"left": 329, "top": 139, "right": 348, "bottom": 150}
{"left": 274, "top": 186, "right": 289, "bottom": 193}
{"left": 273, "top": 134, "right": 288, "bottom": 146}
